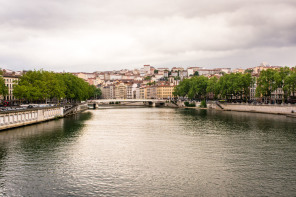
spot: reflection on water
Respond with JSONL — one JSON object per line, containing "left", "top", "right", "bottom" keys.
{"left": 0, "top": 107, "right": 295, "bottom": 196}
{"left": 0, "top": 112, "right": 92, "bottom": 196}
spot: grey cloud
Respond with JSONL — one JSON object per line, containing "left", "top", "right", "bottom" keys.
{"left": 0, "top": 0, "right": 295, "bottom": 71}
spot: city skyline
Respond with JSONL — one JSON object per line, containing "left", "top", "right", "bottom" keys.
{"left": 1, "top": 0, "right": 296, "bottom": 72}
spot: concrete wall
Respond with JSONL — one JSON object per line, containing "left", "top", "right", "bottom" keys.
{"left": 212, "top": 103, "right": 296, "bottom": 115}
{"left": 0, "top": 107, "right": 63, "bottom": 130}
{"left": 77, "top": 104, "right": 88, "bottom": 111}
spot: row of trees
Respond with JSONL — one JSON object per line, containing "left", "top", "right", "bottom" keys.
{"left": 173, "top": 72, "right": 253, "bottom": 102}
{"left": 13, "top": 70, "right": 101, "bottom": 103}
{"left": 173, "top": 67, "right": 296, "bottom": 103}
{"left": 256, "top": 67, "right": 296, "bottom": 103}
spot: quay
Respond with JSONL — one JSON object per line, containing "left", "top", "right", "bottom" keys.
{"left": 0, "top": 103, "right": 88, "bottom": 130}
{"left": 210, "top": 102, "right": 296, "bottom": 116}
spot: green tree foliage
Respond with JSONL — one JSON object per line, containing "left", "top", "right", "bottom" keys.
{"left": 174, "top": 67, "right": 295, "bottom": 103}
{"left": 244, "top": 69, "right": 253, "bottom": 74}
{"left": 173, "top": 76, "right": 208, "bottom": 100}
{"left": 206, "top": 76, "right": 219, "bottom": 99}
{"left": 173, "top": 78, "right": 191, "bottom": 97}
{"left": 174, "top": 76, "right": 181, "bottom": 80}
{"left": 218, "top": 73, "right": 253, "bottom": 101}
{"left": 284, "top": 70, "right": 296, "bottom": 98}
{"left": 174, "top": 73, "right": 254, "bottom": 101}
{"left": 13, "top": 70, "right": 99, "bottom": 103}
{"left": 147, "top": 81, "right": 156, "bottom": 86}
{"left": 200, "top": 100, "right": 207, "bottom": 108}
{"left": 255, "top": 69, "right": 277, "bottom": 102}
{"left": 144, "top": 76, "right": 152, "bottom": 80}
{"left": 0, "top": 70, "right": 8, "bottom": 97}
{"left": 188, "top": 76, "right": 208, "bottom": 99}
{"left": 194, "top": 71, "right": 199, "bottom": 76}
{"left": 256, "top": 67, "right": 295, "bottom": 103}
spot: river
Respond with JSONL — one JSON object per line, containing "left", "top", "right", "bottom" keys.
{"left": 0, "top": 107, "right": 295, "bottom": 196}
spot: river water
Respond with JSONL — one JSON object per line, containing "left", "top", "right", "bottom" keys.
{"left": 0, "top": 107, "right": 295, "bottom": 196}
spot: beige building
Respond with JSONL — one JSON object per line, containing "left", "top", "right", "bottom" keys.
{"left": 139, "top": 87, "right": 147, "bottom": 99}
{"left": 232, "top": 68, "right": 245, "bottom": 73}
{"left": 114, "top": 83, "right": 127, "bottom": 99}
{"left": 87, "top": 77, "right": 103, "bottom": 86}
{"left": 146, "top": 86, "right": 157, "bottom": 99}
{"left": 156, "top": 86, "right": 175, "bottom": 99}
{"left": 126, "top": 84, "right": 133, "bottom": 99}
{"left": 3, "top": 75, "right": 19, "bottom": 101}
{"left": 101, "top": 85, "right": 115, "bottom": 99}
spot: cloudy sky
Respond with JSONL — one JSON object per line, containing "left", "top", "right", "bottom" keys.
{"left": 1, "top": 0, "right": 296, "bottom": 72}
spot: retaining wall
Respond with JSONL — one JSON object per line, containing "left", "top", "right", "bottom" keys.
{"left": 0, "top": 107, "right": 63, "bottom": 130}
{"left": 211, "top": 103, "right": 296, "bottom": 115}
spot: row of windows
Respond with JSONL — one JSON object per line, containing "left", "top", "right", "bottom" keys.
{"left": 5, "top": 78, "right": 18, "bottom": 83}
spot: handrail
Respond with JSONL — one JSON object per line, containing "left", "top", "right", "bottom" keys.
{"left": 215, "top": 101, "right": 224, "bottom": 109}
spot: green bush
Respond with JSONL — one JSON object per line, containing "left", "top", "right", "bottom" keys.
{"left": 200, "top": 100, "right": 207, "bottom": 108}
{"left": 184, "top": 101, "right": 196, "bottom": 107}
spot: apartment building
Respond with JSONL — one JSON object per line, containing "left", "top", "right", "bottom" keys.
{"left": 271, "top": 88, "right": 284, "bottom": 104}
{"left": 126, "top": 84, "right": 133, "bottom": 99}
{"left": 139, "top": 87, "right": 147, "bottom": 99}
{"left": 156, "top": 85, "right": 175, "bottom": 99}
{"left": 3, "top": 75, "right": 19, "bottom": 101}
{"left": 101, "top": 85, "right": 115, "bottom": 99}
{"left": 146, "top": 86, "right": 157, "bottom": 99}
{"left": 114, "top": 83, "right": 126, "bottom": 99}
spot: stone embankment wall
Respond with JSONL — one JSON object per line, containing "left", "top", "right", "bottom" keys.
{"left": 209, "top": 103, "right": 296, "bottom": 115}
{"left": 0, "top": 107, "right": 63, "bottom": 130}
{"left": 0, "top": 103, "right": 89, "bottom": 130}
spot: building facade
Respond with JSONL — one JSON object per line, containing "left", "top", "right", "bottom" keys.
{"left": 156, "top": 86, "right": 175, "bottom": 99}
{"left": 3, "top": 75, "right": 19, "bottom": 101}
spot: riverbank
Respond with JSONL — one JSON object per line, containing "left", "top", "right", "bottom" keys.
{"left": 208, "top": 102, "right": 296, "bottom": 117}
{"left": 163, "top": 100, "right": 296, "bottom": 117}
{"left": 0, "top": 103, "right": 88, "bottom": 131}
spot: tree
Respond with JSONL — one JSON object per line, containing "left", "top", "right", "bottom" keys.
{"left": 274, "top": 67, "right": 291, "bottom": 102}
{"left": 0, "top": 75, "right": 8, "bottom": 98}
{"left": 188, "top": 76, "right": 208, "bottom": 100}
{"left": 144, "top": 76, "right": 152, "bottom": 81}
{"left": 89, "top": 85, "right": 102, "bottom": 99}
{"left": 14, "top": 70, "right": 96, "bottom": 103}
{"left": 174, "top": 76, "right": 181, "bottom": 80}
{"left": 206, "top": 76, "right": 219, "bottom": 99}
{"left": 194, "top": 71, "right": 199, "bottom": 76}
{"left": 173, "top": 78, "right": 191, "bottom": 97}
{"left": 240, "top": 73, "right": 254, "bottom": 101}
{"left": 255, "top": 69, "right": 277, "bottom": 103}
{"left": 283, "top": 68, "right": 296, "bottom": 100}
{"left": 244, "top": 69, "right": 253, "bottom": 74}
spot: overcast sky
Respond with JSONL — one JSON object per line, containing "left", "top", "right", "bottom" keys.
{"left": 1, "top": 0, "right": 296, "bottom": 72}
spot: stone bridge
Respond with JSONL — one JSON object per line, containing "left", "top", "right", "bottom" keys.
{"left": 88, "top": 99, "right": 167, "bottom": 107}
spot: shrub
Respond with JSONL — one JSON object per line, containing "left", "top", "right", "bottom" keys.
{"left": 200, "top": 100, "right": 207, "bottom": 108}
{"left": 184, "top": 101, "right": 196, "bottom": 107}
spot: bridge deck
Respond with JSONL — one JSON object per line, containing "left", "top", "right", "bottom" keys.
{"left": 90, "top": 99, "right": 166, "bottom": 103}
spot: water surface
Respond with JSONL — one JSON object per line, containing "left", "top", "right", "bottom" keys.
{"left": 0, "top": 107, "right": 295, "bottom": 196}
